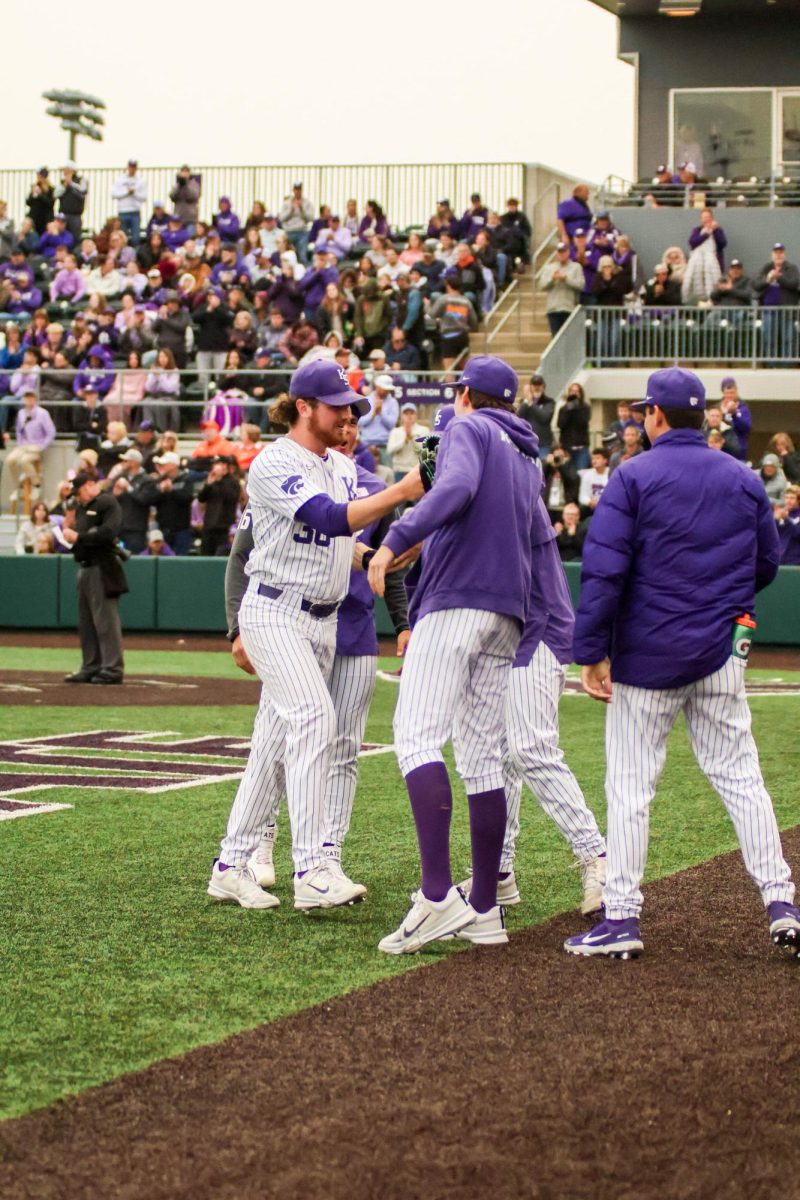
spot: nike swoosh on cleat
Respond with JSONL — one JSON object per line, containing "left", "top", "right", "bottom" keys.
{"left": 308, "top": 884, "right": 330, "bottom": 894}
{"left": 402, "top": 914, "right": 430, "bottom": 938}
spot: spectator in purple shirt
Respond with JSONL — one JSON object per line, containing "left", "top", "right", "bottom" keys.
{"left": 299, "top": 252, "right": 340, "bottom": 316}
{"left": 308, "top": 205, "right": 332, "bottom": 248}
{"left": 313, "top": 214, "right": 352, "bottom": 260}
{"left": 2, "top": 272, "right": 43, "bottom": 316}
{"left": 426, "top": 199, "right": 459, "bottom": 241}
{"left": 557, "top": 184, "right": 593, "bottom": 244}
{"left": 162, "top": 214, "right": 189, "bottom": 251}
{"left": 358, "top": 201, "right": 389, "bottom": 243}
{"left": 458, "top": 193, "right": 489, "bottom": 242}
{"left": 3, "top": 389, "right": 55, "bottom": 498}
{"left": 139, "top": 528, "right": 176, "bottom": 557}
{"left": 0, "top": 247, "right": 34, "bottom": 290}
{"left": 146, "top": 203, "right": 171, "bottom": 239}
{"left": 50, "top": 253, "right": 86, "bottom": 304}
{"left": 213, "top": 197, "right": 241, "bottom": 244}
{"left": 37, "top": 216, "right": 74, "bottom": 258}
{"left": 73, "top": 344, "right": 115, "bottom": 401}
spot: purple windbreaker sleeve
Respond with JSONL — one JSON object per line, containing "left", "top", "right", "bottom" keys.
{"left": 381, "top": 421, "right": 483, "bottom": 557}
{"left": 295, "top": 494, "right": 351, "bottom": 537}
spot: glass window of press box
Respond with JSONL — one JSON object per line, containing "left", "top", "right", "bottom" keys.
{"left": 671, "top": 88, "right": 800, "bottom": 180}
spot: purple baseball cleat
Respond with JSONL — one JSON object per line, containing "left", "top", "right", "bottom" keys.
{"left": 767, "top": 901, "right": 800, "bottom": 958}
{"left": 564, "top": 917, "right": 643, "bottom": 959}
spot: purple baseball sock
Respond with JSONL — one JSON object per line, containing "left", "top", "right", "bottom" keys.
{"left": 405, "top": 762, "right": 453, "bottom": 903}
{"left": 468, "top": 788, "right": 507, "bottom": 914}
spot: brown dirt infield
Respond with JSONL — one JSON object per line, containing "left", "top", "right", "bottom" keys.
{"left": 1, "top": 831, "right": 799, "bottom": 1200}
{"left": 0, "top": 670, "right": 261, "bottom": 707}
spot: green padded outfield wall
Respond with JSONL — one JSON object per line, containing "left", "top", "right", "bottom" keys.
{"left": 0, "top": 558, "right": 798, "bottom": 645}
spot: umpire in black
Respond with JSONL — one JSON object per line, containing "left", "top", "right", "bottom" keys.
{"left": 61, "top": 473, "right": 129, "bottom": 685}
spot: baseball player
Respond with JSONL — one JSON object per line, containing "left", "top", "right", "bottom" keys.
{"left": 368, "top": 355, "right": 542, "bottom": 954}
{"left": 224, "top": 411, "right": 411, "bottom": 888}
{"left": 564, "top": 366, "right": 800, "bottom": 959}
{"left": 420, "top": 407, "right": 607, "bottom": 914}
{"left": 207, "top": 359, "right": 422, "bottom": 911}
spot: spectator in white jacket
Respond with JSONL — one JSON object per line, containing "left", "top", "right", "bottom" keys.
{"left": 539, "top": 242, "right": 585, "bottom": 338}
{"left": 313, "top": 215, "right": 353, "bottom": 261}
{"left": 386, "top": 403, "right": 429, "bottom": 481}
{"left": 278, "top": 183, "right": 314, "bottom": 265}
{"left": 111, "top": 160, "right": 147, "bottom": 247}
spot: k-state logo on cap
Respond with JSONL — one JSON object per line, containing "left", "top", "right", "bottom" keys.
{"left": 337, "top": 367, "right": 348, "bottom": 384}
{"left": 690, "top": 396, "right": 699, "bottom": 406}
{"left": 281, "top": 475, "right": 304, "bottom": 495}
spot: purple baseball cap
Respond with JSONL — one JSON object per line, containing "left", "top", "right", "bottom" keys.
{"left": 630, "top": 366, "right": 705, "bottom": 412}
{"left": 458, "top": 354, "right": 518, "bottom": 404}
{"left": 290, "top": 359, "right": 371, "bottom": 416}
{"left": 433, "top": 404, "right": 455, "bottom": 432}
{"left": 721, "top": 376, "right": 737, "bottom": 389}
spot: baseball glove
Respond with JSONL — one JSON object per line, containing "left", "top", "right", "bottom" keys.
{"left": 417, "top": 433, "right": 441, "bottom": 492}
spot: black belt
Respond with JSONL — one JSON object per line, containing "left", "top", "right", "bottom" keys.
{"left": 257, "top": 582, "right": 339, "bottom": 620}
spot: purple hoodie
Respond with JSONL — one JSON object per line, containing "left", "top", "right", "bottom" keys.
{"left": 514, "top": 502, "right": 575, "bottom": 668}
{"left": 214, "top": 201, "right": 241, "bottom": 243}
{"left": 299, "top": 265, "right": 340, "bottom": 310}
{"left": 383, "top": 408, "right": 541, "bottom": 627}
{"left": 336, "top": 463, "right": 385, "bottom": 656}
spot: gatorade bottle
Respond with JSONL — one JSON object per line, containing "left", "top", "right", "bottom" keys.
{"left": 732, "top": 613, "right": 756, "bottom": 662}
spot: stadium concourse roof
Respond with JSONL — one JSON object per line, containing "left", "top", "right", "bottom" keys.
{"left": 588, "top": 0, "right": 800, "bottom": 15}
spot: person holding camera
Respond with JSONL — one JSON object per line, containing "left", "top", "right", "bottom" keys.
{"left": 56, "top": 163, "right": 88, "bottom": 248}
{"left": 556, "top": 383, "right": 591, "bottom": 470}
{"left": 543, "top": 446, "right": 579, "bottom": 524}
{"left": 170, "top": 165, "right": 201, "bottom": 233}
{"left": 61, "top": 474, "right": 128, "bottom": 685}
{"left": 198, "top": 457, "right": 241, "bottom": 555}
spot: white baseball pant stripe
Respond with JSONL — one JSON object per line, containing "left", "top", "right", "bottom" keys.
{"left": 394, "top": 608, "right": 520, "bottom": 792}
{"left": 604, "top": 655, "right": 795, "bottom": 920}
{"left": 323, "top": 654, "right": 377, "bottom": 847}
{"left": 220, "top": 589, "right": 337, "bottom": 873}
{"left": 502, "top": 643, "right": 605, "bottom": 871}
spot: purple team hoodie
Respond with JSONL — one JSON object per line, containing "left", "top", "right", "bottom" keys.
{"left": 514, "top": 501, "right": 575, "bottom": 667}
{"left": 214, "top": 200, "right": 241, "bottom": 243}
{"left": 383, "top": 408, "right": 541, "bottom": 627}
{"left": 336, "top": 463, "right": 385, "bottom": 656}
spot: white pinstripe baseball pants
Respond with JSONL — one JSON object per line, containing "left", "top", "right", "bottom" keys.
{"left": 323, "top": 654, "right": 377, "bottom": 847}
{"left": 604, "top": 656, "right": 795, "bottom": 920}
{"left": 502, "top": 643, "right": 605, "bottom": 871}
{"left": 220, "top": 589, "right": 337, "bottom": 874}
{"left": 394, "top": 608, "right": 520, "bottom": 792}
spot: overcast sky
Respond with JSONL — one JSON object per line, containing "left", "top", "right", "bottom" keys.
{"left": 6, "top": 0, "right": 634, "bottom": 184}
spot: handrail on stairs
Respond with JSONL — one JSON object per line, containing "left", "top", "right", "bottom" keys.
{"left": 486, "top": 300, "right": 520, "bottom": 347}
{"left": 482, "top": 277, "right": 519, "bottom": 350}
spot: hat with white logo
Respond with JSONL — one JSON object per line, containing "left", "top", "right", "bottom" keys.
{"left": 630, "top": 366, "right": 706, "bottom": 412}
{"left": 458, "top": 354, "right": 518, "bottom": 405}
{"left": 290, "top": 359, "right": 370, "bottom": 416}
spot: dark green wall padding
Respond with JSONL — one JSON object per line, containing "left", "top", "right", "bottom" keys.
{"left": 0, "top": 557, "right": 798, "bottom": 646}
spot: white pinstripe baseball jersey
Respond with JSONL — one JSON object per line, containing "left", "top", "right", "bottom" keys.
{"left": 245, "top": 437, "right": 359, "bottom": 604}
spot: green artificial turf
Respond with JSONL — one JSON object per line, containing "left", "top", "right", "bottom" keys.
{"left": 0, "top": 651, "right": 798, "bottom": 1120}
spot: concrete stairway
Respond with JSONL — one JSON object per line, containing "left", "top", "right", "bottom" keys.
{"left": 469, "top": 263, "right": 552, "bottom": 379}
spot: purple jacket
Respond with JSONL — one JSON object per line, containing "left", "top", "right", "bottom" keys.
{"left": 8, "top": 286, "right": 42, "bottom": 314}
{"left": 383, "top": 409, "right": 541, "bottom": 627}
{"left": 0, "top": 261, "right": 34, "bottom": 289}
{"left": 573, "top": 429, "right": 780, "bottom": 688}
{"left": 514, "top": 501, "right": 575, "bottom": 667}
{"left": 426, "top": 217, "right": 459, "bottom": 240}
{"left": 162, "top": 226, "right": 189, "bottom": 251}
{"left": 15, "top": 404, "right": 55, "bottom": 449}
{"left": 299, "top": 266, "right": 339, "bottom": 310}
{"left": 37, "top": 230, "right": 74, "bottom": 257}
{"left": 139, "top": 542, "right": 176, "bottom": 557}
{"left": 689, "top": 225, "right": 727, "bottom": 270}
{"left": 724, "top": 402, "right": 751, "bottom": 460}
{"left": 777, "top": 513, "right": 800, "bottom": 565}
{"left": 358, "top": 216, "right": 389, "bottom": 241}
{"left": 557, "top": 196, "right": 593, "bottom": 240}
{"left": 458, "top": 206, "right": 489, "bottom": 242}
{"left": 146, "top": 213, "right": 171, "bottom": 238}
{"left": 214, "top": 209, "right": 241, "bottom": 243}
{"left": 336, "top": 464, "right": 384, "bottom": 656}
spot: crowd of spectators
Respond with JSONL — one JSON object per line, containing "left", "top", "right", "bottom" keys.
{"left": 0, "top": 165, "right": 533, "bottom": 453}
{"left": 545, "top": 183, "right": 800, "bottom": 349}
{"left": 517, "top": 370, "right": 800, "bottom": 565}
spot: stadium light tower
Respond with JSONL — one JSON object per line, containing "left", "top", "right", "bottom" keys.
{"left": 42, "top": 89, "right": 106, "bottom": 162}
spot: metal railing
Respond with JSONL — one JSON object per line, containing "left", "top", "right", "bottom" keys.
{"left": 598, "top": 172, "right": 800, "bottom": 210}
{"left": 0, "top": 162, "right": 526, "bottom": 235}
{"left": 483, "top": 277, "right": 520, "bottom": 349}
{"left": 535, "top": 308, "right": 585, "bottom": 399}
{"left": 586, "top": 305, "right": 800, "bottom": 366}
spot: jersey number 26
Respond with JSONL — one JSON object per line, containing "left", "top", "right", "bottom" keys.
{"left": 293, "top": 525, "right": 330, "bottom": 547}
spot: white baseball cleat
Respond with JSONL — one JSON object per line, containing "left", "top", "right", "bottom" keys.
{"left": 379, "top": 885, "right": 474, "bottom": 955}
{"left": 456, "top": 904, "right": 509, "bottom": 945}
{"left": 294, "top": 863, "right": 366, "bottom": 910}
{"left": 248, "top": 834, "right": 276, "bottom": 889}
{"left": 207, "top": 861, "right": 280, "bottom": 909}
{"left": 457, "top": 871, "right": 521, "bottom": 907}
{"left": 578, "top": 854, "right": 607, "bottom": 916}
